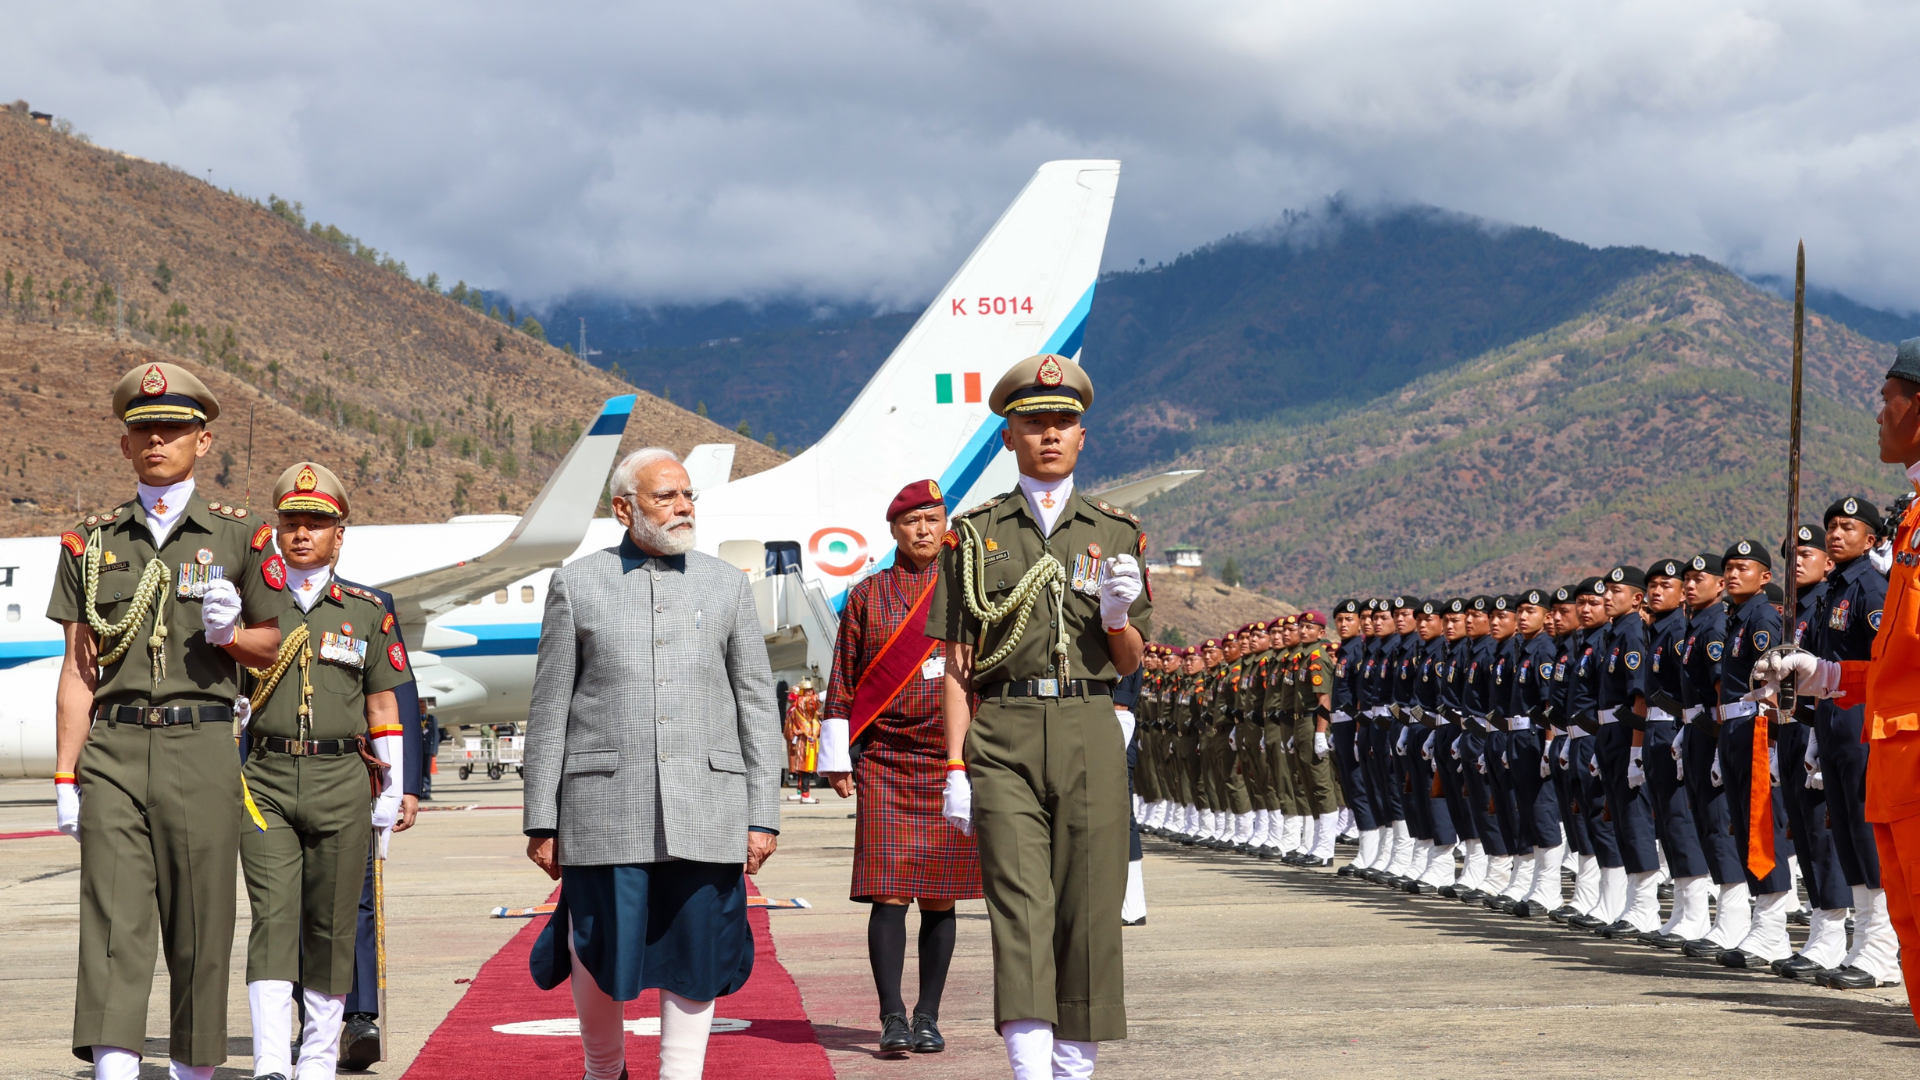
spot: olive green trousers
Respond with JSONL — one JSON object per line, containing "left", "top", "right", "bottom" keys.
{"left": 241, "top": 751, "right": 372, "bottom": 994}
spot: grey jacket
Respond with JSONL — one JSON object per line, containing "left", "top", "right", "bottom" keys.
{"left": 522, "top": 534, "right": 781, "bottom": 865}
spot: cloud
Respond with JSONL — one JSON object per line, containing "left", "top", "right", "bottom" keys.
{"left": 10, "top": 0, "right": 1920, "bottom": 312}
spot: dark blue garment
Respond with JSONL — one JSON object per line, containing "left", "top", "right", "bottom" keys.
{"left": 346, "top": 848, "right": 380, "bottom": 1014}
{"left": 531, "top": 861, "right": 754, "bottom": 1001}
{"left": 1515, "top": 632, "right": 1556, "bottom": 719}
{"left": 1680, "top": 601, "right": 1727, "bottom": 710}
{"left": 1811, "top": 555, "right": 1887, "bottom": 888}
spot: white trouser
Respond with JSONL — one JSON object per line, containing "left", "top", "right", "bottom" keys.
{"left": 1525, "top": 844, "right": 1565, "bottom": 908}
{"left": 1385, "top": 821, "right": 1415, "bottom": 875}
{"left": 1233, "top": 812, "right": 1256, "bottom": 845}
{"left": 1004, "top": 1019, "right": 1099, "bottom": 1080}
{"left": 1593, "top": 866, "right": 1627, "bottom": 924}
{"left": 1422, "top": 842, "right": 1457, "bottom": 887}
{"left": 1845, "top": 885, "right": 1903, "bottom": 983}
{"left": 570, "top": 925, "right": 717, "bottom": 1080}
{"left": 1733, "top": 891, "right": 1795, "bottom": 961}
{"left": 1311, "top": 813, "right": 1339, "bottom": 860}
{"left": 1457, "top": 839, "right": 1487, "bottom": 889}
{"left": 1354, "top": 827, "right": 1381, "bottom": 869}
{"left": 1121, "top": 860, "right": 1148, "bottom": 923}
{"left": 1708, "top": 881, "right": 1752, "bottom": 947}
{"left": 1622, "top": 870, "right": 1662, "bottom": 932}
{"left": 1799, "top": 907, "right": 1851, "bottom": 969}
{"left": 91, "top": 1047, "right": 141, "bottom": 1080}
{"left": 1571, "top": 854, "right": 1600, "bottom": 915}
{"left": 1663, "top": 876, "right": 1713, "bottom": 940}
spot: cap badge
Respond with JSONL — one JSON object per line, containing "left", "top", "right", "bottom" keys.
{"left": 1737, "top": 541, "right": 1752, "bottom": 555}
{"left": 295, "top": 465, "right": 319, "bottom": 493}
{"left": 927, "top": 479, "right": 942, "bottom": 501}
{"left": 1845, "top": 498, "right": 1860, "bottom": 515}
{"left": 1692, "top": 556, "right": 1706, "bottom": 570}
{"left": 139, "top": 364, "right": 167, "bottom": 396}
{"left": 1609, "top": 568, "right": 1623, "bottom": 582}
{"left": 1036, "top": 355, "right": 1065, "bottom": 387}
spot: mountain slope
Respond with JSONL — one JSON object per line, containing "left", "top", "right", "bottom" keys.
{"left": 1133, "top": 258, "right": 1899, "bottom": 603}
{"left": 0, "top": 109, "right": 781, "bottom": 536}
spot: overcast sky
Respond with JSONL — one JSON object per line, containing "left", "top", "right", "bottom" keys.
{"left": 10, "top": 1, "right": 1920, "bottom": 312}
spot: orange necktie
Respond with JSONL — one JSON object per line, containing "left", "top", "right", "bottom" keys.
{"left": 1747, "top": 711, "right": 1776, "bottom": 880}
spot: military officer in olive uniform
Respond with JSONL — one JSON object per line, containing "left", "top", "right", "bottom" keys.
{"left": 48, "top": 362, "right": 289, "bottom": 1080}
{"left": 932, "top": 353, "right": 1150, "bottom": 1079}
{"left": 241, "top": 462, "right": 411, "bottom": 1080}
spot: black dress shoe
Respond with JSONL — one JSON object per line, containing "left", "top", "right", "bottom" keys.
{"left": 1640, "top": 930, "right": 1687, "bottom": 949}
{"left": 1407, "top": 881, "right": 1438, "bottom": 895}
{"left": 1547, "top": 905, "right": 1579, "bottom": 924}
{"left": 1437, "top": 884, "right": 1459, "bottom": 899}
{"left": 1681, "top": 938, "right": 1724, "bottom": 958}
{"left": 1337, "top": 863, "right": 1361, "bottom": 877}
{"left": 879, "top": 1012, "right": 913, "bottom": 1053}
{"left": 1565, "top": 914, "right": 1603, "bottom": 931}
{"left": 1596, "top": 919, "right": 1638, "bottom": 939}
{"left": 1772, "top": 953, "right": 1824, "bottom": 979}
{"left": 1122, "top": 915, "right": 1147, "bottom": 927}
{"left": 1457, "top": 889, "right": 1489, "bottom": 905}
{"left": 1298, "top": 855, "right": 1333, "bottom": 868}
{"left": 1657, "top": 882, "right": 1674, "bottom": 902}
{"left": 259, "top": 1075, "right": 289, "bottom": 1080}
{"left": 1337, "top": 833, "right": 1360, "bottom": 845}
{"left": 1258, "top": 846, "right": 1283, "bottom": 859}
{"left": 910, "top": 1013, "right": 945, "bottom": 1053}
{"left": 340, "top": 1013, "right": 381, "bottom": 1071}
{"left": 1816, "top": 965, "right": 1889, "bottom": 990}
{"left": 1788, "top": 909, "right": 1811, "bottom": 927}
{"left": 1483, "top": 893, "right": 1513, "bottom": 912}
{"left": 1718, "top": 949, "right": 1777, "bottom": 969}
{"left": 1512, "top": 900, "right": 1549, "bottom": 918}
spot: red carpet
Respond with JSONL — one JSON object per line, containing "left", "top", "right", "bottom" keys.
{"left": 0, "top": 829, "right": 62, "bottom": 841}
{"left": 403, "top": 880, "right": 833, "bottom": 1080}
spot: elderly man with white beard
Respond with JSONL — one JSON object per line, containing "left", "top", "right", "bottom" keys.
{"left": 522, "top": 447, "right": 783, "bottom": 1080}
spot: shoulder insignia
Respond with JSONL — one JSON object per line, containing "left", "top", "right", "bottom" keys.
{"left": 1088, "top": 499, "right": 1140, "bottom": 526}
{"left": 941, "top": 529, "right": 959, "bottom": 550}
{"left": 250, "top": 523, "right": 273, "bottom": 551}
{"left": 965, "top": 493, "right": 1010, "bottom": 516}
{"left": 262, "top": 554, "right": 287, "bottom": 590}
{"left": 329, "top": 582, "right": 344, "bottom": 602}
{"left": 208, "top": 501, "right": 223, "bottom": 512}
{"left": 61, "top": 532, "right": 86, "bottom": 557}
{"left": 1870, "top": 610, "right": 1884, "bottom": 631}
{"left": 388, "top": 642, "right": 408, "bottom": 671}
{"left": 83, "top": 515, "right": 98, "bottom": 528}
{"left": 381, "top": 612, "right": 395, "bottom": 635}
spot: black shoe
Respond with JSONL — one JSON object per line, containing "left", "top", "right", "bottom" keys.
{"left": 1565, "top": 914, "right": 1604, "bottom": 931}
{"left": 1457, "top": 889, "right": 1489, "bottom": 905}
{"left": 1258, "top": 845, "right": 1284, "bottom": 859}
{"left": 1547, "top": 905, "right": 1579, "bottom": 924}
{"left": 1483, "top": 893, "right": 1512, "bottom": 912}
{"left": 1337, "top": 863, "right": 1361, "bottom": 877}
{"left": 1816, "top": 965, "right": 1890, "bottom": 990}
{"left": 1657, "top": 882, "right": 1674, "bottom": 901}
{"left": 1298, "top": 855, "right": 1333, "bottom": 868}
{"left": 258, "top": 1075, "right": 290, "bottom": 1080}
{"left": 1788, "top": 909, "right": 1811, "bottom": 927}
{"left": 1596, "top": 919, "right": 1637, "bottom": 939}
{"left": 1772, "top": 953, "right": 1824, "bottom": 979}
{"left": 879, "top": 1012, "right": 913, "bottom": 1053}
{"left": 1513, "top": 900, "right": 1549, "bottom": 918}
{"left": 1437, "top": 884, "right": 1459, "bottom": 899}
{"left": 1337, "top": 833, "right": 1360, "bottom": 845}
{"left": 1640, "top": 931, "right": 1687, "bottom": 949}
{"left": 1681, "top": 938, "right": 1724, "bottom": 958}
{"left": 910, "top": 1013, "right": 945, "bottom": 1053}
{"left": 1718, "top": 949, "right": 1777, "bottom": 970}
{"left": 1122, "top": 915, "right": 1147, "bottom": 927}
{"left": 339, "top": 1013, "right": 381, "bottom": 1072}
{"left": 1407, "top": 881, "right": 1437, "bottom": 895}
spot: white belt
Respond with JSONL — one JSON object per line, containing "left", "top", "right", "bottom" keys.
{"left": 1597, "top": 707, "right": 1620, "bottom": 726}
{"left": 1647, "top": 707, "right": 1675, "bottom": 724}
{"left": 1331, "top": 710, "right": 1354, "bottom": 724}
{"left": 1509, "top": 716, "right": 1532, "bottom": 730}
{"left": 1717, "top": 701, "right": 1758, "bottom": 722}
{"left": 1566, "top": 727, "right": 1593, "bottom": 739}
{"left": 1478, "top": 716, "right": 1495, "bottom": 731}
{"left": 1370, "top": 706, "right": 1390, "bottom": 719}
{"left": 1682, "top": 706, "right": 1704, "bottom": 725}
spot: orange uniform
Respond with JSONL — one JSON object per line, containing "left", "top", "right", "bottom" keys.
{"left": 1835, "top": 490, "right": 1920, "bottom": 1012}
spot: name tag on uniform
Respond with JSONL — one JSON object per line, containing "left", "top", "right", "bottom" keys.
{"left": 176, "top": 561, "right": 227, "bottom": 599}
{"left": 320, "top": 631, "right": 368, "bottom": 668}
{"left": 921, "top": 654, "right": 946, "bottom": 681}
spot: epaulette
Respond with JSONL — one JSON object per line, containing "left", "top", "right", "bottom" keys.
{"left": 1087, "top": 496, "right": 1142, "bottom": 526}
{"left": 204, "top": 500, "right": 250, "bottom": 521}
{"left": 963, "top": 493, "right": 1012, "bottom": 517}
{"left": 80, "top": 506, "right": 126, "bottom": 529}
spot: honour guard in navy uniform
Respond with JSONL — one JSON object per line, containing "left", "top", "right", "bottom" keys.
{"left": 1407, "top": 600, "right": 1457, "bottom": 893}
{"left": 240, "top": 462, "right": 411, "bottom": 1080}
{"left": 1804, "top": 498, "right": 1904, "bottom": 987}
{"left": 1677, "top": 553, "right": 1754, "bottom": 957}
{"left": 1640, "top": 559, "right": 1714, "bottom": 947}
{"left": 932, "top": 353, "right": 1150, "bottom": 1079}
{"left": 1330, "top": 600, "right": 1380, "bottom": 874}
{"left": 47, "top": 362, "right": 290, "bottom": 1080}
{"left": 1713, "top": 539, "right": 1798, "bottom": 968}
{"left": 1508, "top": 588, "right": 1567, "bottom": 917}
{"left": 1594, "top": 565, "right": 1662, "bottom": 938}
{"left": 1482, "top": 595, "right": 1533, "bottom": 909}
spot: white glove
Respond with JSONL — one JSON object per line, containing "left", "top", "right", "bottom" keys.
{"left": 200, "top": 576, "right": 243, "bottom": 646}
{"left": 1671, "top": 726, "right": 1685, "bottom": 762}
{"left": 1396, "top": 727, "right": 1411, "bottom": 755}
{"left": 1586, "top": 753, "right": 1600, "bottom": 778}
{"left": 816, "top": 717, "right": 852, "bottom": 773}
{"left": 1475, "top": 754, "right": 1488, "bottom": 775}
{"left": 1768, "top": 744, "right": 1780, "bottom": 787}
{"left": 1627, "top": 746, "right": 1645, "bottom": 789}
{"left": 1098, "top": 554, "right": 1143, "bottom": 632}
{"left": 55, "top": 780, "right": 80, "bottom": 841}
{"left": 1804, "top": 729, "right": 1823, "bottom": 790}
{"left": 1710, "top": 749, "right": 1723, "bottom": 789}
{"left": 1421, "top": 732, "right": 1436, "bottom": 761}
{"left": 1751, "top": 649, "right": 1838, "bottom": 699}
{"left": 1871, "top": 540, "right": 1894, "bottom": 575}
{"left": 375, "top": 825, "right": 392, "bottom": 860}
{"left": 372, "top": 790, "right": 402, "bottom": 829}
{"left": 942, "top": 770, "right": 974, "bottom": 836}
{"left": 1313, "top": 731, "right": 1330, "bottom": 760}
{"left": 233, "top": 695, "right": 252, "bottom": 733}
{"left": 1540, "top": 753, "right": 1552, "bottom": 779}
{"left": 1558, "top": 739, "right": 1571, "bottom": 769}
{"left": 1115, "top": 708, "right": 1136, "bottom": 749}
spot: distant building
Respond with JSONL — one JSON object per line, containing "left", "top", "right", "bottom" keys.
{"left": 1162, "top": 544, "right": 1204, "bottom": 577}
{"left": 29, "top": 112, "right": 52, "bottom": 127}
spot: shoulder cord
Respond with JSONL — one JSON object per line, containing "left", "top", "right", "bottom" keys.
{"left": 246, "top": 624, "right": 313, "bottom": 737}
{"left": 82, "top": 528, "right": 171, "bottom": 683}
{"left": 956, "top": 517, "right": 1071, "bottom": 681}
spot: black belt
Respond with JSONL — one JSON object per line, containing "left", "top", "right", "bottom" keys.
{"left": 254, "top": 736, "right": 361, "bottom": 757}
{"left": 986, "top": 679, "right": 1113, "bottom": 699}
{"left": 94, "top": 704, "right": 232, "bottom": 728}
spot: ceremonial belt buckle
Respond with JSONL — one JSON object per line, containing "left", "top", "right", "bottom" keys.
{"left": 287, "top": 739, "right": 307, "bottom": 757}
{"left": 1036, "top": 679, "right": 1060, "bottom": 697}
{"left": 147, "top": 708, "right": 164, "bottom": 727}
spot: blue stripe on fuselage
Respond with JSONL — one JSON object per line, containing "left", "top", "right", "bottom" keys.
{"left": 438, "top": 623, "right": 542, "bottom": 656}
{"left": 0, "top": 639, "right": 63, "bottom": 669}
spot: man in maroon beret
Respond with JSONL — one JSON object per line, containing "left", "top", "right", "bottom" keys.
{"left": 818, "top": 479, "right": 981, "bottom": 1054}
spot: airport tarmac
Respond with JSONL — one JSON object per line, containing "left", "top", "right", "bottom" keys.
{"left": 3, "top": 769, "right": 1917, "bottom": 1078}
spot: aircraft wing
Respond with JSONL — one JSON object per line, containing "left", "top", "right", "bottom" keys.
{"left": 1089, "top": 469, "right": 1204, "bottom": 511}
{"left": 378, "top": 395, "right": 634, "bottom": 625}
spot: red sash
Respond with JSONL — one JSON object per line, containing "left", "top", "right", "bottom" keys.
{"left": 846, "top": 576, "right": 941, "bottom": 741}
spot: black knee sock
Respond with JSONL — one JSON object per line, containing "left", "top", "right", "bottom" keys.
{"left": 868, "top": 903, "right": 908, "bottom": 1017}
{"left": 913, "top": 906, "right": 957, "bottom": 1021}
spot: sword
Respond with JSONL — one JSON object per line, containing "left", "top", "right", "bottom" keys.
{"left": 1779, "top": 242, "right": 1806, "bottom": 719}
{"left": 374, "top": 829, "right": 389, "bottom": 1062}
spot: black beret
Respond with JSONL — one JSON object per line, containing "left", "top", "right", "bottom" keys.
{"left": 1334, "top": 599, "right": 1359, "bottom": 614}
{"left": 1606, "top": 564, "right": 1647, "bottom": 589}
{"left": 1520, "top": 588, "right": 1551, "bottom": 608}
{"left": 1647, "top": 558, "right": 1685, "bottom": 582}
{"left": 1763, "top": 581, "right": 1784, "bottom": 604}
{"left": 1576, "top": 576, "right": 1607, "bottom": 596}
{"left": 1553, "top": 586, "right": 1575, "bottom": 604}
{"left": 1419, "top": 599, "right": 1440, "bottom": 616}
{"left": 1782, "top": 524, "right": 1822, "bottom": 558}
{"left": 1445, "top": 597, "right": 1467, "bottom": 614}
{"left": 1825, "top": 495, "right": 1883, "bottom": 534}
{"left": 1391, "top": 595, "right": 1413, "bottom": 611}
{"left": 1469, "top": 595, "right": 1492, "bottom": 612}
{"left": 1689, "top": 552, "right": 1725, "bottom": 575}
{"left": 1887, "top": 337, "right": 1920, "bottom": 386}
{"left": 1492, "top": 594, "right": 1517, "bottom": 611}
{"left": 1724, "top": 538, "right": 1773, "bottom": 570}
